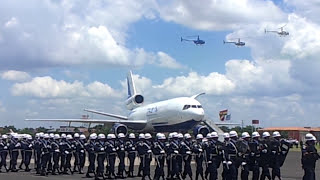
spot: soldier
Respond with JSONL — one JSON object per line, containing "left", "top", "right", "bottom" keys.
{"left": 64, "top": 134, "right": 74, "bottom": 174}
{"left": 0, "top": 135, "right": 9, "bottom": 172}
{"left": 59, "top": 133, "right": 68, "bottom": 173}
{"left": 105, "top": 134, "right": 117, "bottom": 179}
{"left": 22, "top": 135, "right": 33, "bottom": 172}
{"left": 206, "top": 132, "right": 221, "bottom": 180}
{"left": 223, "top": 131, "right": 239, "bottom": 180}
{"left": 153, "top": 133, "right": 166, "bottom": 180}
{"left": 249, "top": 132, "right": 261, "bottom": 180}
{"left": 51, "top": 134, "right": 61, "bottom": 175}
{"left": 40, "top": 134, "right": 51, "bottom": 176}
{"left": 177, "top": 133, "right": 184, "bottom": 176}
{"left": 79, "top": 134, "right": 87, "bottom": 174}
{"left": 301, "top": 133, "right": 319, "bottom": 180}
{"left": 9, "top": 135, "right": 21, "bottom": 172}
{"left": 141, "top": 133, "right": 153, "bottom": 180}
{"left": 269, "top": 131, "right": 282, "bottom": 180}
{"left": 260, "top": 132, "right": 271, "bottom": 180}
{"left": 47, "top": 133, "right": 55, "bottom": 173}
{"left": 85, "top": 133, "right": 97, "bottom": 178}
{"left": 167, "top": 132, "right": 181, "bottom": 180}
{"left": 95, "top": 133, "right": 106, "bottom": 180}
{"left": 137, "top": 133, "right": 145, "bottom": 177}
{"left": 73, "top": 133, "right": 81, "bottom": 173}
{"left": 19, "top": 135, "right": 26, "bottom": 170}
{"left": 34, "top": 133, "right": 42, "bottom": 174}
{"left": 239, "top": 132, "right": 251, "bottom": 180}
{"left": 126, "top": 133, "right": 136, "bottom": 177}
{"left": 193, "top": 134, "right": 205, "bottom": 180}
{"left": 116, "top": 133, "right": 126, "bottom": 178}
{"left": 180, "top": 133, "right": 193, "bottom": 180}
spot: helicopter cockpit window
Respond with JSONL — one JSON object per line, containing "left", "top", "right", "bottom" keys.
{"left": 183, "top": 105, "right": 190, "bottom": 110}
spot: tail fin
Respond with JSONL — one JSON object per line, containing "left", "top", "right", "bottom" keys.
{"left": 127, "top": 71, "right": 136, "bottom": 98}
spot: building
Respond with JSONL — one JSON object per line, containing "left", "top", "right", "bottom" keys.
{"left": 258, "top": 127, "right": 320, "bottom": 141}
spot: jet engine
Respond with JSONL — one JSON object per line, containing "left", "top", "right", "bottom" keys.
{"left": 125, "top": 94, "right": 144, "bottom": 110}
{"left": 111, "top": 123, "right": 128, "bottom": 136}
{"left": 193, "top": 125, "right": 210, "bottom": 137}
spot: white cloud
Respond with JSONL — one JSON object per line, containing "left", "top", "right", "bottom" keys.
{"left": 11, "top": 76, "right": 119, "bottom": 98}
{"left": 1, "top": 70, "right": 31, "bottom": 81}
{"left": 158, "top": 0, "right": 286, "bottom": 30}
{"left": 4, "top": 17, "right": 18, "bottom": 28}
{"left": 156, "top": 51, "right": 185, "bottom": 69}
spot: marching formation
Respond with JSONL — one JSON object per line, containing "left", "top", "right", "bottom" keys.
{"left": 0, "top": 130, "right": 318, "bottom": 180}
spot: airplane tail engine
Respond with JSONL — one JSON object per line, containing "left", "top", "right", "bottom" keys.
{"left": 193, "top": 125, "right": 210, "bottom": 137}
{"left": 111, "top": 123, "right": 128, "bottom": 136}
{"left": 125, "top": 94, "right": 144, "bottom": 110}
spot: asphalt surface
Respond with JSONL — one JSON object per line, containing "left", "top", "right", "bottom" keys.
{"left": 0, "top": 151, "right": 319, "bottom": 180}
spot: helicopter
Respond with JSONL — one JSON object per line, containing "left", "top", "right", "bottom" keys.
{"left": 181, "top": 35, "right": 205, "bottom": 45}
{"left": 223, "top": 38, "right": 245, "bottom": 47}
{"left": 265, "top": 24, "right": 289, "bottom": 37}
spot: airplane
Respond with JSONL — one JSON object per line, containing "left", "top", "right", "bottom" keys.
{"left": 265, "top": 24, "right": 289, "bottom": 37}
{"left": 26, "top": 71, "right": 236, "bottom": 137}
{"left": 223, "top": 38, "right": 245, "bottom": 47}
{"left": 181, "top": 35, "right": 205, "bottom": 45}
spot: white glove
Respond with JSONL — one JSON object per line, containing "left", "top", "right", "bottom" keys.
{"left": 65, "top": 151, "right": 69, "bottom": 154}
{"left": 100, "top": 148, "right": 105, "bottom": 151}
{"left": 251, "top": 152, "right": 255, "bottom": 156}
{"left": 121, "top": 148, "right": 124, "bottom": 151}
{"left": 132, "top": 147, "right": 135, "bottom": 150}
{"left": 42, "top": 152, "right": 45, "bottom": 155}
{"left": 241, "top": 162, "right": 247, "bottom": 166}
{"left": 112, "top": 148, "right": 116, "bottom": 151}
{"left": 186, "top": 151, "right": 191, "bottom": 155}
{"left": 272, "top": 151, "right": 276, "bottom": 154}
{"left": 55, "top": 149, "right": 60, "bottom": 152}
{"left": 174, "top": 150, "right": 179, "bottom": 154}
{"left": 160, "top": 150, "right": 165, "bottom": 154}
{"left": 222, "top": 161, "right": 227, "bottom": 164}
{"left": 29, "top": 144, "right": 33, "bottom": 148}
{"left": 262, "top": 149, "right": 267, "bottom": 153}
{"left": 71, "top": 145, "right": 75, "bottom": 148}
{"left": 227, "top": 161, "right": 232, "bottom": 165}
{"left": 4, "top": 146, "right": 8, "bottom": 149}
{"left": 80, "top": 150, "right": 84, "bottom": 153}
{"left": 147, "top": 150, "right": 152, "bottom": 153}
{"left": 199, "top": 149, "right": 203, "bottom": 152}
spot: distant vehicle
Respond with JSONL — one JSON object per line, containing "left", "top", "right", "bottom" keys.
{"left": 265, "top": 24, "right": 289, "bottom": 37}
{"left": 181, "top": 35, "right": 205, "bottom": 45}
{"left": 223, "top": 38, "right": 245, "bottom": 47}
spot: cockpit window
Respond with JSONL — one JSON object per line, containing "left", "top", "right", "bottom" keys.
{"left": 197, "top": 105, "right": 202, "bottom": 108}
{"left": 183, "top": 105, "right": 190, "bottom": 110}
{"left": 192, "top": 105, "right": 197, "bottom": 108}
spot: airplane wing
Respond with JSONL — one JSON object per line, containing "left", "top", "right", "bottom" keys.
{"left": 84, "top": 109, "right": 128, "bottom": 120}
{"left": 25, "top": 118, "right": 147, "bottom": 125}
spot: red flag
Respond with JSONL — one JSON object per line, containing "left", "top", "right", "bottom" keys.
{"left": 219, "top": 109, "right": 228, "bottom": 121}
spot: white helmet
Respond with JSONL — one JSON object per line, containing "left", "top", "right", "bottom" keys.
{"left": 27, "top": 135, "right": 33, "bottom": 140}
{"left": 206, "top": 133, "right": 212, "bottom": 139}
{"left": 80, "top": 134, "right": 86, "bottom": 140}
{"left": 211, "top": 132, "right": 218, "bottom": 138}
{"left": 145, "top": 133, "right": 152, "bottom": 139}
{"left": 229, "top": 131, "right": 238, "bottom": 138}
{"left": 74, "top": 133, "right": 80, "bottom": 138}
{"left": 177, "top": 133, "right": 183, "bottom": 139}
{"left": 139, "top": 133, "right": 145, "bottom": 139}
{"left": 2, "top": 134, "right": 8, "bottom": 139}
{"left": 184, "top": 133, "right": 192, "bottom": 139}
{"left": 98, "top": 134, "right": 105, "bottom": 139}
{"left": 196, "top": 134, "right": 203, "bottom": 140}
{"left": 172, "top": 132, "right": 178, "bottom": 138}
{"left": 61, "top": 133, "right": 67, "bottom": 139}
{"left": 242, "top": 132, "right": 250, "bottom": 139}
{"left": 35, "top": 133, "right": 39, "bottom": 138}
{"left": 118, "top": 133, "right": 125, "bottom": 138}
{"left": 90, "top": 133, "right": 97, "bottom": 140}
{"left": 44, "top": 134, "right": 50, "bottom": 139}
{"left": 66, "top": 134, "right": 73, "bottom": 140}
{"left": 49, "top": 133, "right": 54, "bottom": 138}
{"left": 54, "top": 134, "right": 60, "bottom": 140}
{"left": 305, "top": 133, "right": 314, "bottom": 141}
{"left": 252, "top": 132, "right": 260, "bottom": 138}
{"left": 158, "top": 133, "right": 166, "bottom": 140}
{"left": 262, "top": 132, "right": 270, "bottom": 138}
{"left": 272, "top": 131, "right": 281, "bottom": 138}
{"left": 223, "top": 133, "right": 230, "bottom": 139}
{"left": 129, "top": 133, "right": 135, "bottom": 139}
{"left": 39, "top": 132, "right": 44, "bottom": 138}
{"left": 168, "top": 133, "right": 173, "bottom": 139}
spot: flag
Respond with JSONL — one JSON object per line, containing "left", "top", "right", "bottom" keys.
{"left": 219, "top": 109, "right": 228, "bottom": 121}
{"left": 225, "top": 114, "right": 231, "bottom": 120}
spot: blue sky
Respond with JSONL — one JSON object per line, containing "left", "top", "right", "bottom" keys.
{"left": 1, "top": 0, "right": 320, "bottom": 128}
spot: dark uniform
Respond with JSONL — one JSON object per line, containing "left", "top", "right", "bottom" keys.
{"left": 152, "top": 137, "right": 166, "bottom": 180}
{"left": 238, "top": 139, "right": 250, "bottom": 180}
{"left": 40, "top": 137, "right": 51, "bottom": 176}
{"left": 141, "top": 138, "right": 153, "bottom": 180}
{"left": 0, "top": 137, "right": 9, "bottom": 172}
{"left": 301, "top": 138, "right": 319, "bottom": 180}
{"left": 193, "top": 138, "right": 205, "bottom": 180}
{"left": 223, "top": 138, "right": 238, "bottom": 180}
{"left": 105, "top": 137, "right": 117, "bottom": 178}
{"left": 269, "top": 138, "right": 281, "bottom": 180}
{"left": 125, "top": 137, "right": 136, "bottom": 177}
{"left": 180, "top": 138, "right": 193, "bottom": 180}
{"left": 85, "top": 137, "right": 96, "bottom": 178}
{"left": 9, "top": 137, "right": 21, "bottom": 172}
{"left": 51, "top": 137, "right": 61, "bottom": 175}
{"left": 59, "top": 137, "right": 68, "bottom": 173}
{"left": 116, "top": 137, "right": 126, "bottom": 178}
{"left": 21, "top": 137, "right": 33, "bottom": 172}
{"left": 260, "top": 138, "right": 271, "bottom": 180}
{"left": 95, "top": 137, "right": 106, "bottom": 179}
{"left": 137, "top": 138, "right": 145, "bottom": 177}
{"left": 33, "top": 137, "right": 42, "bottom": 174}
{"left": 78, "top": 137, "right": 86, "bottom": 174}
{"left": 248, "top": 138, "right": 261, "bottom": 180}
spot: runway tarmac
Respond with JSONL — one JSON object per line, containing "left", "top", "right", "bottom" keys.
{"left": 0, "top": 151, "right": 319, "bottom": 180}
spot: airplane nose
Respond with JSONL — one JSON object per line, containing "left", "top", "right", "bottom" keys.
{"left": 193, "top": 109, "right": 204, "bottom": 121}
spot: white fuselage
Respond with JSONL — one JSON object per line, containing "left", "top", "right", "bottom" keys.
{"left": 126, "top": 97, "right": 205, "bottom": 132}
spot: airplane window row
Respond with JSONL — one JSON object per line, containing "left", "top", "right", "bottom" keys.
{"left": 183, "top": 105, "right": 202, "bottom": 110}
